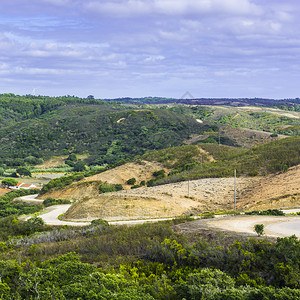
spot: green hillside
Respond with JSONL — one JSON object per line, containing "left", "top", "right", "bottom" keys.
{"left": 142, "top": 137, "right": 300, "bottom": 184}
{"left": 0, "top": 95, "right": 215, "bottom": 167}
{"left": 156, "top": 104, "right": 300, "bottom": 136}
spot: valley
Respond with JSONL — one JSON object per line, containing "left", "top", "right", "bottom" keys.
{"left": 0, "top": 94, "right": 299, "bottom": 299}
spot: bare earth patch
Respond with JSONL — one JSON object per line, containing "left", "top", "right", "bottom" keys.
{"left": 63, "top": 177, "right": 259, "bottom": 221}
{"left": 239, "top": 165, "right": 300, "bottom": 210}
{"left": 41, "top": 159, "right": 300, "bottom": 222}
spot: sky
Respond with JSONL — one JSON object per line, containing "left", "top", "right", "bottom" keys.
{"left": 0, "top": 0, "right": 300, "bottom": 99}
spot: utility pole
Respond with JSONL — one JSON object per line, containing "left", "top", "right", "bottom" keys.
{"left": 188, "top": 171, "right": 190, "bottom": 198}
{"left": 234, "top": 169, "right": 237, "bottom": 213}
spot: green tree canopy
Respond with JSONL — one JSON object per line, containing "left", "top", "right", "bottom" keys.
{"left": 16, "top": 167, "right": 31, "bottom": 177}
{"left": 1, "top": 178, "right": 18, "bottom": 187}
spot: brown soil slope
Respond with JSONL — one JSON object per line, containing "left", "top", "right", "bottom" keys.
{"left": 239, "top": 165, "right": 300, "bottom": 210}
{"left": 63, "top": 177, "right": 258, "bottom": 221}
{"left": 42, "top": 160, "right": 300, "bottom": 221}
{"left": 82, "top": 160, "right": 167, "bottom": 186}
{"left": 39, "top": 160, "right": 167, "bottom": 201}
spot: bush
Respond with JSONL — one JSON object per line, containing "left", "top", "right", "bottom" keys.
{"left": 254, "top": 224, "right": 264, "bottom": 236}
{"left": 153, "top": 170, "right": 166, "bottom": 179}
{"left": 99, "top": 183, "right": 123, "bottom": 194}
{"left": 245, "top": 209, "right": 285, "bottom": 216}
{"left": 126, "top": 178, "right": 136, "bottom": 185}
{"left": 73, "top": 160, "right": 86, "bottom": 172}
{"left": 43, "top": 197, "right": 71, "bottom": 207}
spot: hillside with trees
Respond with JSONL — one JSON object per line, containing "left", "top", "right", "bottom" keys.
{"left": 0, "top": 94, "right": 215, "bottom": 168}
{"left": 0, "top": 93, "right": 299, "bottom": 299}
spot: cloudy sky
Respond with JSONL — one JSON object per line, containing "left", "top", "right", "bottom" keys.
{"left": 0, "top": 0, "right": 300, "bottom": 99}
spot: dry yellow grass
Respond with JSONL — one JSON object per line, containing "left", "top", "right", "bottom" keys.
{"left": 41, "top": 159, "right": 300, "bottom": 221}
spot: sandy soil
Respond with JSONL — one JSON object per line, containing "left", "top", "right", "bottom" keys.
{"left": 41, "top": 158, "right": 300, "bottom": 222}
{"left": 0, "top": 188, "right": 10, "bottom": 196}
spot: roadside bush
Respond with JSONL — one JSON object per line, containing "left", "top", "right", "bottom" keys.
{"left": 40, "top": 173, "right": 85, "bottom": 194}
{"left": 245, "top": 209, "right": 285, "bottom": 216}
{"left": 254, "top": 224, "right": 264, "bottom": 236}
{"left": 43, "top": 197, "right": 71, "bottom": 207}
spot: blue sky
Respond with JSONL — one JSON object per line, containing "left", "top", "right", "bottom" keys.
{"left": 0, "top": 0, "right": 300, "bottom": 99}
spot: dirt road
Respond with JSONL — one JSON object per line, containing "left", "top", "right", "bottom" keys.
{"left": 207, "top": 215, "right": 300, "bottom": 238}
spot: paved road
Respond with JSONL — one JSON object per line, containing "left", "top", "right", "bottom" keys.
{"left": 29, "top": 204, "right": 175, "bottom": 227}
{"left": 22, "top": 198, "right": 300, "bottom": 236}
{"left": 208, "top": 215, "right": 300, "bottom": 238}
{"left": 265, "top": 220, "right": 300, "bottom": 238}
{"left": 39, "top": 205, "right": 90, "bottom": 226}
{"left": 19, "top": 194, "right": 43, "bottom": 203}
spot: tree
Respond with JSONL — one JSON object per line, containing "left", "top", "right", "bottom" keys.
{"left": 254, "top": 224, "right": 264, "bottom": 236}
{"left": 16, "top": 167, "right": 32, "bottom": 177}
{"left": 67, "top": 153, "right": 77, "bottom": 162}
{"left": 1, "top": 178, "right": 18, "bottom": 187}
{"left": 24, "top": 156, "right": 38, "bottom": 165}
{"left": 73, "top": 160, "right": 86, "bottom": 172}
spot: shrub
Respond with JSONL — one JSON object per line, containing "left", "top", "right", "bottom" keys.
{"left": 126, "top": 178, "right": 136, "bottom": 185}
{"left": 254, "top": 224, "right": 264, "bottom": 236}
{"left": 153, "top": 170, "right": 166, "bottom": 179}
{"left": 245, "top": 209, "right": 285, "bottom": 216}
{"left": 1, "top": 178, "right": 18, "bottom": 187}
{"left": 43, "top": 197, "right": 71, "bottom": 207}
{"left": 99, "top": 183, "right": 123, "bottom": 194}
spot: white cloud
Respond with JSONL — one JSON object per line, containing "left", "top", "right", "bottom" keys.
{"left": 144, "top": 55, "right": 165, "bottom": 62}
{"left": 85, "top": 0, "right": 261, "bottom": 17}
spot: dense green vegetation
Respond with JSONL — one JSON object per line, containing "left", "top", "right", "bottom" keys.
{"left": 0, "top": 189, "right": 42, "bottom": 217}
{"left": 0, "top": 218, "right": 298, "bottom": 299}
{"left": 42, "top": 197, "right": 71, "bottom": 207}
{"left": 161, "top": 104, "right": 300, "bottom": 136}
{"left": 0, "top": 95, "right": 213, "bottom": 167}
{"left": 40, "top": 173, "right": 86, "bottom": 194}
{"left": 146, "top": 137, "right": 300, "bottom": 184}
{"left": 99, "top": 183, "right": 123, "bottom": 194}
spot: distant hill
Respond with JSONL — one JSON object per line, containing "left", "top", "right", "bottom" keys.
{"left": 104, "top": 96, "right": 300, "bottom": 108}
{"left": 0, "top": 94, "right": 214, "bottom": 166}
